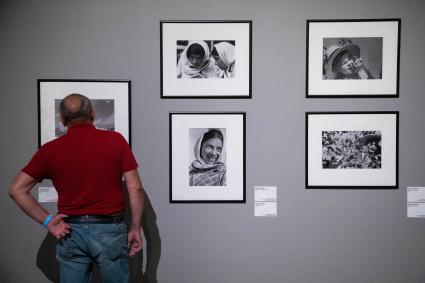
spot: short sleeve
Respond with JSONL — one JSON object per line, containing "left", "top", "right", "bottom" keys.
{"left": 121, "top": 137, "right": 138, "bottom": 173}
{"left": 22, "top": 147, "right": 49, "bottom": 181}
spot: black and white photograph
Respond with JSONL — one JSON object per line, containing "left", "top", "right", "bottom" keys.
{"left": 38, "top": 79, "right": 131, "bottom": 147}
{"left": 322, "top": 37, "right": 382, "bottom": 80}
{"left": 161, "top": 21, "right": 251, "bottom": 98}
{"left": 306, "top": 112, "right": 398, "bottom": 189}
{"left": 322, "top": 130, "right": 381, "bottom": 169}
{"left": 176, "top": 40, "right": 235, "bottom": 79}
{"left": 307, "top": 19, "right": 400, "bottom": 97}
{"left": 55, "top": 99, "right": 115, "bottom": 137}
{"left": 170, "top": 113, "right": 245, "bottom": 202}
{"left": 188, "top": 128, "right": 226, "bottom": 186}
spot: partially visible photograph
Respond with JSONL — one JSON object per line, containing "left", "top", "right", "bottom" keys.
{"left": 188, "top": 128, "right": 226, "bottom": 186}
{"left": 322, "top": 131, "right": 382, "bottom": 169}
{"left": 323, "top": 37, "right": 383, "bottom": 80}
{"left": 55, "top": 99, "right": 115, "bottom": 137}
{"left": 176, "top": 40, "right": 235, "bottom": 79}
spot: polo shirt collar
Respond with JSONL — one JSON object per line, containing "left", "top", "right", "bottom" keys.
{"left": 67, "top": 122, "right": 95, "bottom": 132}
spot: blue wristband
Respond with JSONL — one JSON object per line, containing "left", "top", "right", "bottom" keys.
{"left": 43, "top": 214, "right": 53, "bottom": 227}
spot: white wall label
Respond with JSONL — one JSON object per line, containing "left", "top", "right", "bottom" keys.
{"left": 407, "top": 187, "right": 425, "bottom": 218}
{"left": 38, "top": 187, "right": 58, "bottom": 203}
{"left": 254, "top": 186, "right": 277, "bottom": 217}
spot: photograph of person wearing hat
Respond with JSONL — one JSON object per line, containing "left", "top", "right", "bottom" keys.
{"left": 323, "top": 38, "right": 383, "bottom": 80}
{"left": 322, "top": 131, "right": 382, "bottom": 169}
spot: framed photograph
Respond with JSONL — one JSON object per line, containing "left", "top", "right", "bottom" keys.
{"left": 169, "top": 112, "right": 246, "bottom": 202}
{"left": 160, "top": 20, "right": 252, "bottom": 98}
{"left": 38, "top": 79, "right": 131, "bottom": 147}
{"left": 306, "top": 19, "right": 401, "bottom": 97}
{"left": 306, "top": 111, "right": 399, "bottom": 189}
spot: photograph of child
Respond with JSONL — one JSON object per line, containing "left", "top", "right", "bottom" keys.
{"left": 322, "top": 37, "right": 383, "bottom": 80}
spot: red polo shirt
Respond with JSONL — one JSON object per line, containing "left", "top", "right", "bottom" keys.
{"left": 22, "top": 122, "right": 138, "bottom": 215}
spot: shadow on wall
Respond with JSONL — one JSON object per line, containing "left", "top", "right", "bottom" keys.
{"left": 35, "top": 190, "right": 161, "bottom": 283}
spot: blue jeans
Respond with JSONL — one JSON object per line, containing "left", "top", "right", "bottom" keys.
{"left": 56, "top": 222, "right": 129, "bottom": 283}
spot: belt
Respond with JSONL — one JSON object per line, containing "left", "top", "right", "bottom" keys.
{"left": 64, "top": 214, "right": 124, "bottom": 224}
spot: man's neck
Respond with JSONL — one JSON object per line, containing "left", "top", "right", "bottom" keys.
{"left": 68, "top": 120, "right": 93, "bottom": 127}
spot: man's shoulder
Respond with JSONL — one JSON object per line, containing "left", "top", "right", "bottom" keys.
{"left": 46, "top": 129, "right": 126, "bottom": 146}
{"left": 41, "top": 134, "right": 66, "bottom": 149}
{"left": 95, "top": 128, "right": 125, "bottom": 139}
{"left": 93, "top": 129, "right": 129, "bottom": 146}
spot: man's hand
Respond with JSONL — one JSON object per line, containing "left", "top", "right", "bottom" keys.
{"left": 128, "top": 228, "right": 143, "bottom": 257}
{"left": 47, "top": 214, "right": 71, "bottom": 240}
{"left": 123, "top": 169, "right": 144, "bottom": 257}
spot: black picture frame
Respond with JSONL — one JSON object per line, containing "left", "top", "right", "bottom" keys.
{"left": 169, "top": 112, "right": 246, "bottom": 203}
{"left": 306, "top": 19, "right": 401, "bottom": 98}
{"left": 306, "top": 111, "right": 399, "bottom": 189}
{"left": 37, "top": 79, "right": 132, "bottom": 147}
{"left": 160, "top": 20, "right": 252, "bottom": 99}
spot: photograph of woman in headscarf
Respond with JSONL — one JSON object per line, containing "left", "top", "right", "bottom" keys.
{"left": 189, "top": 128, "right": 226, "bottom": 186}
{"left": 176, "top": 40, "right": 236, "bottom": 79}
{"left": 176, "top": 40, "right": 219, "bottom": 78}
{"left": 211, "top": 41, "right": 235, "bottom": 78}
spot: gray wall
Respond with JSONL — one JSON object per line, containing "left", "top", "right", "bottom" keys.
{"left": 1, "top": 0, "right": 425, "bottom": 282}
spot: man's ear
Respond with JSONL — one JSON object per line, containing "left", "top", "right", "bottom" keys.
{"left": 60, "top": 116, "right": 68, "bottom": 127}
{"left": 90, "top": 110, "right": 95, "bottom": 121}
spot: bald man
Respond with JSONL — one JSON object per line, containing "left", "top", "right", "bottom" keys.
{"left": 9, "top": 93, "right": 144, "bottom": 283}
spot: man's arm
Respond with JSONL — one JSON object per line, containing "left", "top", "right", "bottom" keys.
{"left": 123, "top": 169, "right": 145, "bottom": 257}
{"left": 8, "top": 172, "right": 70, "bottom": 239}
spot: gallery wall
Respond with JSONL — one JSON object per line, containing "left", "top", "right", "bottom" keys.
{"left": 1, "top": 0, "right": 425, "bottom": 282}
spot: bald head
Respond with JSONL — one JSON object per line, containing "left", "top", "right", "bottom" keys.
{"left": 59, "top": 93, "right": 94, "bottom": 126}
